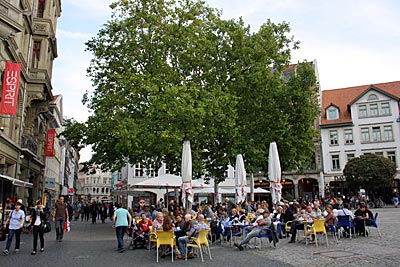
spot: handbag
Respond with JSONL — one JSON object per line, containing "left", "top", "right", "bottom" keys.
{"left": 0, "top": 226, "right": 6, "bottom": 241}
{"left": 41, "top": 221, "right": 51, "bottom": 233}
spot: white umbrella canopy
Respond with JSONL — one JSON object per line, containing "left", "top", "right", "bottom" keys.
{"left": 268, "top": 142, "right": 282, "bottom": 207}
{"left": 181, "top": 140, "right": 193, "bottom": 210}
{"left": 193, "top": 187, "right": 231, "bottom": 194}
{"left": 131, "top": 174, "right": 182, "bottom": 188}
{"left": 235, "top": 154, "right": 247, "bottom": 204}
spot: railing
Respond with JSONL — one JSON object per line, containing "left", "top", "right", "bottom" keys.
{"left": 21, "top": 134, "right": 38, "bottom": 155}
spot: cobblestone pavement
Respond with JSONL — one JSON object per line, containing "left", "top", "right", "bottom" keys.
{"left": 0, "top": 207, "right": 398, "bottom": 267}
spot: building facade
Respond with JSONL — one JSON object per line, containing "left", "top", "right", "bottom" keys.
{"left": 0, "top": 0, "right": 62, "bottom": 207}
{"left": 320, "top": 81, "right": 400, "bottom": 200}
{"left": 78, "top": 166, "right": 112, "bottom": 203}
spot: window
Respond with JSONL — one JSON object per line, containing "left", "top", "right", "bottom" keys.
{"left": 101, "top": 188, "right": 105, "bottom": 194}
{"left": 381, "top": 103, "right": 390, "bottom": 115}
{"left": 32, "top": 41, "right": 41, "bottom": 68}
{"left": 361, "top": 128, "right": 370, "bottom": 142}
{"left": 347, "top": 153, "right": 355, "bottom": 161}
{"left": 327, "top": 106, "right": 339, "bottom": 120}
{"left": 359, "top": 105, "right": 367, "bottom": 117}
{"left": 387, "top": 151, "right": 396, "bottom": 163}
{"left": 329, "top": 130, "right": 338, "bottom": 145}
{"left": 372, "top": 126, "right": 381, "bottom": 141}
{"left": 37, "top": 0, "right": 46, "bottom": 18}
{"left": 332, "top": 155, "right": 340, "bottom": 170}
{"left": 368, "top": 94, "right": 378, "bottom": 101}
{"left": 344, "top": 129, "right": 353, "bottom": 144}
{"left": 370, "top": 104, "right": 378, "bottom": 116}
{"left": 383, "top": 126, "right": 393, "bottom": 141}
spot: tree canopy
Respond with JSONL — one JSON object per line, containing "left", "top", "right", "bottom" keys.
{"left": 343, "top": 153, "right": 397, "bottom": 192}
{"left": 63, "top": 0, "right": 319, "bottom": 182}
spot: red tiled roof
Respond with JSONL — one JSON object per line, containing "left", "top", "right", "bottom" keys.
{"left": 321, "top": 81, "right": 400, "bottom": 125}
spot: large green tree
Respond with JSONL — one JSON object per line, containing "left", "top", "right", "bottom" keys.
{"left": 343, "top": 154, "right": 397, "bottom": 192}
{"left": 65, "top": 0, "right": 319, "bottom": 182}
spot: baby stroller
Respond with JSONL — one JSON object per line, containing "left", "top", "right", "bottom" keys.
{"left": 128, "top": 225, "right": 149, "bottom": 250}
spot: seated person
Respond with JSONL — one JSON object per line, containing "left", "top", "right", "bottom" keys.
{"left": 243, "top": 209, "right": 264, "bottom": 238}
{"left": 234, "top": 211, "right": 272, "bottom": 250}
{"left": 138, "top": 212, "right": 152, "bottom": 234}
{"left": 324, "top": 204, "right": 337, "bottom": 229}
{"left": 354, "top": 203, "right": 373, "bottom": 236}
{"left": 272, "top": 206, "right": 284, "bottom": 238}
{"left": 280, "top": 204, "right": 295, "bottom": 238}
{"left": 176, "top": 214, "right": 200, "bottom": 259}
{"left": 335, "top": 203, "right": 354, "bottom": 237}
{"left": 238, "top": 209, "right": 246, "bottom": 223}
{"left": 152, "top": 212, "right": 164, "bottom": 231}
{"left": 137, "top": 205, "right": 151, "bottom": 219}
{"left": 196, "top": 214, "right": 209, "bottom": 230}
{"left": 202, "top": 205, "right": 215, "bottom": 220}
{"left": 225, "top": 208, "right": 240, "bottom": 241}
{"left": 288, "top": 205, "right": 317, "bottom": 243}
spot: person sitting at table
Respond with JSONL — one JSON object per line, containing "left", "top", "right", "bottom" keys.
{"left": 324, "top": 205, "right": 337, "bottom": 229}
{"left": 354, "top": 203, "right": 373, "bottom": 236}
{"left": 228, "top": 208, "right": 239, "bottom": 222}
{"left": 152, "top": 212, "right": 164, "bottom": 231}
{"left": 234, "top": 210, "right": 272, "bottom": 251}
{"left": 335, "top": 203, "right": 354, "bottom": 237}
{"left": 196, "top": 214, "right": 209, "bottom": 230}
{"left": 313, "top": 202, "right": 323, "bottom": 219}
{"left": 238, "top": 209, "right": 246, "bottom": 223}
{"left": 226, "top": 208, "right": 240, "bottom": 241}
{"left": 242, "top": 209, "right": 264, "bottom": 238}
{"left": 160, "top": 213, "right": 174, "bottom": 258}
{"left": 277, "top": 204, "right": 295, "bottom": 239}
{"left": 288, "top": 205, "right": 316, "bottom": 243}
{"left": 202, "top": 205, "right": 214, "bottom": 220}
{"left": 272, "top": 206, "right": 285, "bottom": 239}
{"left": 138, "top": 212, "right": 152, "bottom": 234}
{"left": 176, "top": 214, "right": 200, "bottom": 259}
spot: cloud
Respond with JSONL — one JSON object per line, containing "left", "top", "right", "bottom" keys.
{"left": 58, "top": 29, "right": 93, "bottom": 40}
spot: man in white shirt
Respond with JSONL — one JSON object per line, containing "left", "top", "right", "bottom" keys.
{"left": 335, "top": 203, "right": 354, "bottom": 237}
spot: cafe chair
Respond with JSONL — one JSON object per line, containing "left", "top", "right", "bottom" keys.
{"left": 156, "top": 230, "right": 175, "bottom": 262}
{"left": 255, "top": 228, "right": 274, "bottom": 249}
{"left": 337, "top": 215, "right": 355, "bottom": 239}
{"left": 305, "top": 219, "right": 328, "bottom": 247}
{"left": 185, "top": 229, "right": 212, "bottom": 262}
{"left": 365, "top": 212, "right": 382, "bottom": 238}
{"left": 148, "top": 226, "right": 157, "bottom": 250}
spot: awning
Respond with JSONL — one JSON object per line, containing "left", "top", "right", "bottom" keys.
{"left": 0, "top": 174, "right": 33, "bottom": 188}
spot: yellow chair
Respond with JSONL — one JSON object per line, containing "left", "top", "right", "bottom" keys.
{"left": 148, "top": 226, "right": 157, "bottom": 250}
{"left": 285, "top": 221, "right": 292, "bottom": 237}
{"left": 156, "top": 230, "right": 175, "bottom": 262}
{"left": 185, "top": 229, "right": 212, "bottom": 262}
{"left": 305, "top": 219, "right": 328, "bottom": 247}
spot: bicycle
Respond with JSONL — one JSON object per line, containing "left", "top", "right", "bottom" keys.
{"left": 367, "top": 198, "right": 386, "bottom": 209}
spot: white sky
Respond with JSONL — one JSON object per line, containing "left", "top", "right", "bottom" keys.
{"left": 52, "top": 0, "right": 400, "bottom": 162}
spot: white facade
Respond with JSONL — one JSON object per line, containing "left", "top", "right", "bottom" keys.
{"left": 321, "top": 86, "right": 400, "bottom": 187}
{"left": 79, "top": 167, "right": 112, "bottom": 202}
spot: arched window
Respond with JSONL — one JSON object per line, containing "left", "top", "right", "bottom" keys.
{"left": 368, "top": 94, "right": 378, "bottom": 101}
{"left": 37, "top": 0, "right": 46, "bottom": 18}
{"left": 327, "top": 106, "right": 339, "bottom": 120}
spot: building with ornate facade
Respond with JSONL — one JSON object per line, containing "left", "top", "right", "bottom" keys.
{"left": 0, "top": 0, "right": 70, "bottom": 208}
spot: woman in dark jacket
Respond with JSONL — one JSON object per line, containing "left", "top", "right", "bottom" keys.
{"left": 29, "top": 200, "right": 47, "bottom": 255}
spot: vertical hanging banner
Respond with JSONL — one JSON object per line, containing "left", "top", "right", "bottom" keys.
{"left": 0, "top": 62, "right": 21, "bottom": 115}
{"left": 45, "top": 129, "right": 56, "bottom": 157}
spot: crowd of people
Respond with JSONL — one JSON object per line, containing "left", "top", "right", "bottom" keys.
{"left": 0, "top": 193, "right": 392, "bottom": 258}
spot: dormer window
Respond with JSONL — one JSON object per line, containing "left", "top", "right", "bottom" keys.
{"left": 368, "top": 94, "right": 378, "bottom": 101}
{"left": 327, "top": 106, "right": 339, "bottom": 120}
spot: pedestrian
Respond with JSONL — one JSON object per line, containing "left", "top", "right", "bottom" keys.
{"left": 112, "top": 203, "right": 132, "bottom": 253}
{"left": 52, "top": 197, "right": 68, "bottom": 242}
{"left": 2, "top": 201, "right": 25, "bottom": 255}
{"left": 393, "top": 190, "right": 399, "bottom": 208}
{"left": 29, "top": 200, "right": 47, "bottom": 255}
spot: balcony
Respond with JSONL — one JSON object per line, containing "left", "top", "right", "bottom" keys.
{"left": 21, "top": 135, "right": 38, "bottom": 155}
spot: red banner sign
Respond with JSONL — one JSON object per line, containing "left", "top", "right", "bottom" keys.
{"left": 0, "top": 62, "right": 21, "bottom": 115}
{"left": 45, "top": 129, "right": 56, "bottom": 157}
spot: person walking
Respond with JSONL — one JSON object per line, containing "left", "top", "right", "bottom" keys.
{"left": 29, "top": 200, "right": 47, "bottom": 255}
{"left": 393, "top": 190, "right": 399, "bottom": 208}
{"left": 2, "top": 202, "right": 25, "bottom": 255}
{"left": 52, "top": 197, "right": 68, "bottom": 242}
{"left": 112, "top": 203, "right": 132, "bottom": 253}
